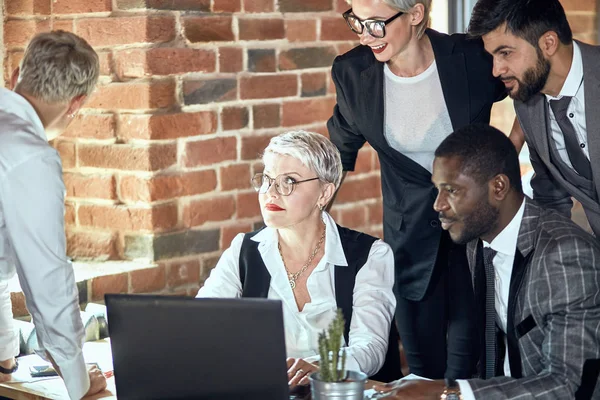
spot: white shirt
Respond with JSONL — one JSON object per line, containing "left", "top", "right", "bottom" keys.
{"left": 458, "top": 199, "right": 526, "bottom": 399}
{"left": 0, "top": 88, "right": 89, "bottom": 399}
{"left": 545, "top": 42, "right": 588, "bottom": 165}
{"left": 196, "top": 212, "right": 396, "bottom": 376}
{"left": 383, "top": 61, "right": 454, "bottom": 173}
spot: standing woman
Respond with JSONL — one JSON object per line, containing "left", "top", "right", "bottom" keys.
{"left": 328, "top": 0, "right": 506, "bottom": 379}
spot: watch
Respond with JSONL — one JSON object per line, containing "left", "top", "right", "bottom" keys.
{"left": 440, "top": 378, "right": 463, "bottom": 400}
{"left": 0, "top": 358, "right": 18, "bottom": 374}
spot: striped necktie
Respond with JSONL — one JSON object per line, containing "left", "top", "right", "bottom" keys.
{"left": 483, "top": 247, "right": 498, "bottom": 379}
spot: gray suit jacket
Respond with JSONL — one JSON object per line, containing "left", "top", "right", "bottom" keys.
{"left": 466, "top": 198, "right": 600, "bottom": 399}
{"left": 515, "top": 41, "right": 600, "bottom": 238}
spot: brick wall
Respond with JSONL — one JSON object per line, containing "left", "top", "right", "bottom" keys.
{"left": 1, "top": 0, "right": 597, "bottom": 303}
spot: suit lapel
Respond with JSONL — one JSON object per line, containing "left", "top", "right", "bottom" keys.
{"left": 428, "top": 29, "right": 470, "bottom": 131}
{"left": 579, "top": 41, "right": 600, "bottom": 195}
{"left": 527, "top": 94, "right": 552, "bottom": 164}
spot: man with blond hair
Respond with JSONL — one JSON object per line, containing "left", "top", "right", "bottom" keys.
{"left": 0, "top": 31, "right": 106, "bottom": 398}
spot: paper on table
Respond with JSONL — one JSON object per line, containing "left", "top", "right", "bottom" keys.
{"left": 5, "top": 354, "right": 60, "bottom": 383}
{"left": 364, "top": 374, "right": 433, "bottom": 399}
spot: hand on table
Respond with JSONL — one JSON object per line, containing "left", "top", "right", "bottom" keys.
{"left": 0, "top": 357, "right": 16, "bottom": 383}
{"left": 84, "top": 365, "right": 107, "bottom": 397}
{"left": 372, "top": 379, "right": 445, "bottom": 400}
{"left": 286, "top": 358, "right": 319, "bottom": 388}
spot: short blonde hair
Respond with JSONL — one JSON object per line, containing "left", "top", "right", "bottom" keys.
{"left": 263, "top": 130, "right": 343, "bottom": 189}
{"left": 17, "top": 30, "right": 99, "bottom": 103}
{"left": 345, "top": 0, "right": 431, "bottom": 39}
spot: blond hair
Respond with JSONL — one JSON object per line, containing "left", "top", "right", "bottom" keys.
{"left": 345, "top": 0, "right": 431, "bottom": 39}
{"left": 17, "top": 30, "right": 99, "bottom": 103}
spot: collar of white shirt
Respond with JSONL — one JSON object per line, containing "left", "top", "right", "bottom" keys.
{"left": 250, "top": 211, "right": 349, "bottom": 268}
{"left": 483, "top": 198, "right": 526, "bottom": 256}
{"left": 0, "top": 87, "right": 46, "bottom": 140}
{"left": 545, "top": 41, "right": 583, "bottom": 101}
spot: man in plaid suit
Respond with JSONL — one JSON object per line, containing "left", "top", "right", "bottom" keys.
{"left": 377, "top": 124, "right": 600, "bottom": 399}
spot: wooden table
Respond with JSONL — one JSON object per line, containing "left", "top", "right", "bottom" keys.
{"left": 0, "top": 340, "right": 116, "bottom": 400}
{"left": 0, "top": 339, "right": 382, "bottom": 400}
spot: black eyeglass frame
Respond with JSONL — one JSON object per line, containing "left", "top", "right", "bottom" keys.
{"left": 251, "top": 173, "right": 320, "bottom": 196}
{"left": 342, "top": 8, "right": 404, "bottom": 39}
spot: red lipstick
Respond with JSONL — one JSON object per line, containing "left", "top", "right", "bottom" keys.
{"left": 265, "top": 204, "right": 284, "bottom": 211}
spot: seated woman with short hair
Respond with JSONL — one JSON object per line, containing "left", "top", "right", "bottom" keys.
{"left": 197, "top": 130, "right": 396, "bottom": 386}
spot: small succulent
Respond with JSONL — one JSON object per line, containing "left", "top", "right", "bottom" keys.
{"left": 317, "top": 309, "right": 347, "bottom": 382}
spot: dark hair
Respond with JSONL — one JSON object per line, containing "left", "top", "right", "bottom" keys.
{"left": 435, "top": 123, "right": 523, "bottom": 194}
{"left": 468, "top": 0, "right": 572, "bottom": 47}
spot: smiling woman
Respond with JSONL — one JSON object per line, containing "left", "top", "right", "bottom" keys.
{"left": 196, "top": 130, "right": 398, "bottom": 387}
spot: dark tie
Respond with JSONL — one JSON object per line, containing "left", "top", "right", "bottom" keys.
{"left": 549, "top": 97, "right": 592, "bottom": 180}
{"left": 483, "top": 247, "right": 497, "bottom": 379}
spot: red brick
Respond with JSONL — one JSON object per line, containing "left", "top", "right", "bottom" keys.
{"left": 279, "top": 46, "right": 337, "bottom": 70}
{"left": 182, "top": 196, "right": 236, "bottom": 227}
{"left": 286, "top": 20, "right": 317, "bottom": 42}
{"left": 238, "top": 18, "right": 284, "bottom": 40}
{"left": 354, "top": 147, "right": 374, "bottom": 173}
{"left": 66, "top": 230, "right": 119, "bottom": 260}
{"left": 5, "top": 51, "right": 24, "bottom": 83}
{"left": 221, "top": 223, "right": 252, "bottom": 248}
{"left": 279, "top": 0, "right": 332, "bottom": 12}
{"left": 183, "top": 78, "right": 237, "bottom": 105}
{"left": 63, "top": 172, "right": 116, "bottom": 199}
{"left": 562, "top": 0, "right": 596, "bottom": 12}
{"left": 97, "top": 51, "right": 112, "bottom": 76}
{"left": 53, "top": 0, "right": 112, "bottom": 13}
{"left": 335, "top": 175, "right": 381, "bottom": 203}
{"left": 220, "top": 163, "right": 252, "bottom": 191}
{"left": 86, "top": 80, "right": 176, "bottom": 110}
{"left": 241, "top": 134, "right": 273, "bottom": 160}
{"left": 77, "top": 16, "right": 175, "bottom": 46}
{"left": 91, "top": 273, "right": 128, "bottom": 301}
{"left": 119, "top": 111, "right": 217, "bottom": 140}
{"left": 236, "top": 191, "right": 261, "bottom": 218}
{"left": 6, "top": 0, "right": 51, "bottom": 15}
{"left": 184, "top": 137, "right": 237, "bottom": 167}
{"left": 221, "top": 107, "right": 249, "bottom": 131}
{"left": 340, "top": 207, "right": 366, "bottom": 229}
{"left": 65, "top": 202, "right": 76, "bottom": 225}
{"left": 213, "top": 0, "right": 241, "bottom": 12}
{"left": 117, "top": 0, "right": 210, "bottom": 10}
{"left": 219, "top": 47, "right": 243, "bottom": 73}
{"left": 183, "top": 16, "right": 234, "bottom": 42}
{"left": 321, "top": 17, "right": 357, "bottom": 41}
{"left": 336, "top": 42, "right": 357, "bottom": 55}
{"left": 78, "top": 203, "right": 179, "bottom": 231}
{"left": 568, "top": 14, "right": 595, "bottom": 35}
{"left": 52, "top": 19, "right": 75, "bottom": 32}
{"left": 10, "top": 292, "right": 29, "bottom": 318}
{"left": 364, "top": 227, "right": 383, "bottom": 239}
{"left": 130, "top": 266, "right": 166, "bottom": 293}
{"left": 301, "top": 72, "right": 327, "bottom": 97}
{"left": 367, "top": 201, "right": 383, "bottom": 224}
{"left": 282, "top": 97, "right": 336, "bottom": 126}
{"left": 55, "top": 140, "right": 77, "bottom": 169}
{"left": 119, "top": 170, "right": 218, "bottom": 202}
{"left": 63, "top": 114, "right": 116, "bottom": 139}
{"left": 253, "top": 104, "right": 280, "bottom": 129}
{"left": 240, "top": 75, "right": 297, "bottom": 99}
{"left": 335, "top": 0, "right": 349, "bottom": 12}
{"left": 248, "top": 49, "right": 276, "bottom": 72}
{"left": 166, "top": 259, "right": 201, "bottom": 287}
{"left": 4, "top": 19, "right": 51, "bottom": 49}
{"left": 79, "top": 143, "right": 177, "bottom": 171}
{"left": 115, "top": 48, "right": 216, "bottom": 78}
{"left": 243, "top": 0, "right": 274, "bottom": 12}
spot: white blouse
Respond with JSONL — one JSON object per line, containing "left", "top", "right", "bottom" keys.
{"left": 197, "top": 212, "right": 396, "bottom": 376}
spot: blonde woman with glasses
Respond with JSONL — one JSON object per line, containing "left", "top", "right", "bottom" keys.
{"left": 197, "top": 130, "right": 396, "bottom": 387}
{"left": 327, "top": 0, "right": 511, "bottom": 380}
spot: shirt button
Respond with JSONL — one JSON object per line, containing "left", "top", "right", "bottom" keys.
{"left": 430, "top": 220, "right": 439, "bottom": 228}
{"left": 569, "top": 113, "right": 574, "bottom": 118}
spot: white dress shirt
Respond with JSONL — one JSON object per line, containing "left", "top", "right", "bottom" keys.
{"left": 197, "top": 212, "right": 396, "bottom": 376}
{"left": 0, "top": 88, "right": 89, "bottom": 399}
{"left": 458, "top": 199, "right": 526, "bottom": 399}
{"left": 546, "top": 42, "right": 588, "bottom": 164}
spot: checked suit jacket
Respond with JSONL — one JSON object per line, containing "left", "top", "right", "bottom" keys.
{"left": 466, "top": 198, "right": 600, "bottom": 399}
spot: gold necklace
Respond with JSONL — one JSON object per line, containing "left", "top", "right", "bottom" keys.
{"left": 278, "top": 228, "right": 326, "bottom": 290}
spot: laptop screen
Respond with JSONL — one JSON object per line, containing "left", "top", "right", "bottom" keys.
{"left": 105, "top": 294, "right": 290, "bottom": 400}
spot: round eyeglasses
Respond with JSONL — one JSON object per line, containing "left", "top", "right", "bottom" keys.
{"left": 342, "top": 8, "right": 404, "bottom": 39}
{"left": 251, "top": 173, "right": 320, "bottom": 196}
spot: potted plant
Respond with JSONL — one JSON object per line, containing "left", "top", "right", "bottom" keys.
{"left": 309, "top": 309, "right": 367, "bottom": 400}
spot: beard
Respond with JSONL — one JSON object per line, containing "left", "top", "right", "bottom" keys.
{"left": 448, "top": 200, "right": 500, "bottom": 245}
{"left": 505, "top": 50, "right": 551, "bottom": 103}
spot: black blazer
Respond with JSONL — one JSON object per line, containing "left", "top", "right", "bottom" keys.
{"left": 327, "top": 29, "right": 505, "bottom": 301}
